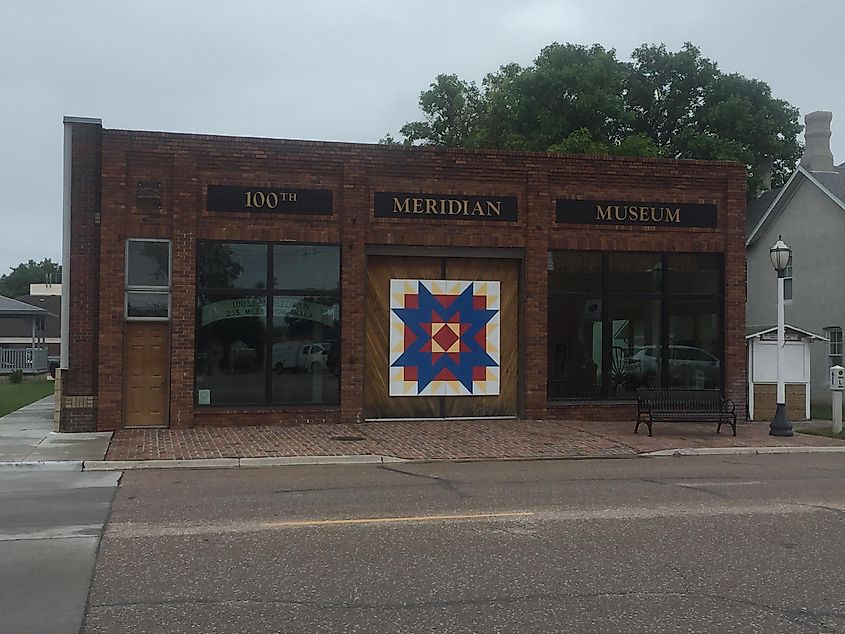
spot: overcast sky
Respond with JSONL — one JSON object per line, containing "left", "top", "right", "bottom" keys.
{"left": 1, "top": 0, "right": 843, "bottom": 279}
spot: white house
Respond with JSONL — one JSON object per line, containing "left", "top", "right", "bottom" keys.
{"left": 747, "top": 111, "right": 844, "bottom": 414}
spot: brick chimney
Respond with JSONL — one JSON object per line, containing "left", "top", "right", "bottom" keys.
{"left": 800, "top": 111, "right": 835, "bottom": 172}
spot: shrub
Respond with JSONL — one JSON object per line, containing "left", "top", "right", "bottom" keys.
{"left": 9, "top": 370, "right": 24, "bottom": 384}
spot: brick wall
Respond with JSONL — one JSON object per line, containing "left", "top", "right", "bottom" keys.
{"left": 65, "top": 124, "right": 747, "bottom": 430}
{"left": 59, "top": 122, "right": 102, "bottom": 431}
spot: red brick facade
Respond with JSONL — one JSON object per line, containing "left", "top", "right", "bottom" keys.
{"left": 60, "top": 120, "right": 746, "bottom": 432}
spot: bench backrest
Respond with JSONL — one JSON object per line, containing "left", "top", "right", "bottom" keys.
{"left": 637, "top": 388, "right": 725, "bottom": 412}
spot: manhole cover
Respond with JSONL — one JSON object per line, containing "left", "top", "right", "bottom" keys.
{"left": 329, "top": 435, "right": 365, "bottom": 442}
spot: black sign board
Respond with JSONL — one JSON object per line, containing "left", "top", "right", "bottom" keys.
{"left": 374, "top": 192, "right": 517, "bottom": 222}
{"left": 207, "top": 185, "right": 332, "bottom": 215}
{"left": 556, "top": 199, "right": 717, "bottom": 228}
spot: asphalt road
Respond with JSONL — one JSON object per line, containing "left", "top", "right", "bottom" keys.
{"left": 84, "top": 455, "right": 845, "bottom": 633}
{"left": 0, "top": 469, "right": 120, "bottom": 634}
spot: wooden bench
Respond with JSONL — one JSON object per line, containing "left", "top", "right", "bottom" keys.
{"left": 635, "top": 388, "right": 737, "bottom": 437}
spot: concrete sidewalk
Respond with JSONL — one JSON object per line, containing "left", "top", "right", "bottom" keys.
{"left": 2, "top": 396, "right": 844, "bottom": 469}
{"left": 0, "top": 396, "right": 111, "bottom": 469}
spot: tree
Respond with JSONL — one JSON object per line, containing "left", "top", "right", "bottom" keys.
{"left": 398, "top": 74, "right": 482, "bottom": 147}
{"left": 0, "top": 259, "right": 61, "bottom": 298}
{"left": 393, "top": 42, "right": 802, "bottom": 196}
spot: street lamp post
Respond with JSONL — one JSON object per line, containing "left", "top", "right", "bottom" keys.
{"left": 769, "top": 235, "right": 793, "bottom": 436}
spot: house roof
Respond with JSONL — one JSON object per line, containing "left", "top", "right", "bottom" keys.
{"left": 0, "top": 295, "right": 61, "bottom": 339}
{"left": 745, "top": 324, "right": 828, "bottom": 341}
{"left": 0, "top": 295, "right": 49, "bottom": 317}
{"left": 746, "top": 163, "right": 845, "bottom": 245}
{"left": 746, "top": 188, "right": 780, "bottom": 235}
{"left": 13, "top": 294, "right": 60, "bottom": 319}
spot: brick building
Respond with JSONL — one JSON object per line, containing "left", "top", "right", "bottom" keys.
{"left": 58, "top": 117, "right": 746, "bottom": 432}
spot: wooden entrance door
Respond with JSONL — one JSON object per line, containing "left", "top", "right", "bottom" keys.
{"left": 124, "top": 323, "right": 170, "bottom": 426}
{"left": 365, "top": 256, "right": 519, "bottom": 419}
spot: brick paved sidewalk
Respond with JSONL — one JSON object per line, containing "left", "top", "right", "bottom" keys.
{"left": 105, "top": 419, "right": 845, "bottom": 462}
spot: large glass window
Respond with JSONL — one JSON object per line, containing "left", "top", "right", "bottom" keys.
{"left": 195, "top": 242, "right": 340, "bottom": 407}
{"left": 668, "top": 299, "right": 721, "bottom": 389}
{"left": 610, "top": 297, "right": 662, "bottom": 398}
{"left": 547, "top": 296, "right": 603, "bottom": 399}
{"left": 548, "top": 252, "right": 723, "bottom": 400}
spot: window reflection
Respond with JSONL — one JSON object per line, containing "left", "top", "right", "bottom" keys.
{"left": 197, "top": 243, "right": 267, "bottom": 290}
{"left": 195, "top": 295, "right": 267, "bottom": 406}
{"left": 271, "top": 296, "right": 339, "bottom": 405}
{"left": 547, "top": 296, "right": 603, "bottom": 399}
{"left": 668, "top": 299, "right": 721, "bottom": 388}
{"left": 547, "top": 251, "right": 723, "bottom": 400}
{"left": 195, "top": 241, "right": 340, "bottom": 407}
{"left": 274, "top": 246, "right": 339, "bottom": 291}
{"left": 612, "top": 298, "right": 662, "bottom": 398}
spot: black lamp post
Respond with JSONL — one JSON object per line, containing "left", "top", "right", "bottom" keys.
{"left": 769, "top": 235, "right": 793, "bottom": 436}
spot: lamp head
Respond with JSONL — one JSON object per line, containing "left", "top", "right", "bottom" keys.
{"left": 769, "top": 235, "right": 791, "bottom": 273}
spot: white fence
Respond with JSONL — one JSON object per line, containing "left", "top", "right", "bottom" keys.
{"left": 0, "top": 347, "right": 48, "bottom": 373}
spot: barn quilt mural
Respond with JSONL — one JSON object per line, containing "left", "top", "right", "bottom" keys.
{"left": 389, "top": 279, "right": 500, "bottom": 396}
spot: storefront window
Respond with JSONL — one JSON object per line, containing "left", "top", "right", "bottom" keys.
{"left": 195, "top": 241, "right": 340, "bottom": 407}
{"left": 271, "top": 296, "right": 339, "bottom": 405}
{"left": 607, "top": 253, "right": 662, "bottom": 294}
{"left": 548, "top": 252, "right": 602, "bottom": 294}
{"left": 609, "top": 298, "right": 662, "bottom": 398}
{"left": 273, "top": 245, "right": 340, "bottom": 291}
{"left": 547, "top": 296, "right": 603, "bottom": 399}
{"left": 667, "top": 254, "right": 721, "bottom": 295}
{"left": 195, "top": 295, "right": 267, "bottom": 406}
{"left": 668, "top": 299, "right": 721, "bottom": 388}
{"left": 548, "top": 251, "right": 723, "bottom": 400}
{"left": 197, "top": 243, "right": 267, "bottom": 290}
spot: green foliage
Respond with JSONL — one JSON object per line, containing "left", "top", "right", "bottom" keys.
{"left": 378, "top": 133, "right": 402, "bottom": 146}
{"left": 0, "top": 258, "right": 61, "bottom": 298}
{"left": 393, "top": 42, "right": 802, "bottom": 196}
{"left": 9, "top": 370, "right": 23, "bottom": 384}
{"left": 399, "top": 74, "right": 481, "bottom": 147}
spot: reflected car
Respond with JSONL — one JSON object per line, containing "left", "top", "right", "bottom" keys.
{"left": 624, "top": 345, "right": 720, "bottom": 389}
{"left": 272, "top": 342, "right": 329, "bottom": 374}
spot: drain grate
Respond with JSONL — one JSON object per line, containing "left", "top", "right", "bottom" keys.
{"left": 329, "top": 435, "right": 365, "bottom": 442}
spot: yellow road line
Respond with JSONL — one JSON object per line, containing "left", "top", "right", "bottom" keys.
{"left": 261, "top": 511, "right": 534, "bottom": 529}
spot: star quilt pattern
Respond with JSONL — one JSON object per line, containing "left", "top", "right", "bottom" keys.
{"left": 389, "top": 279, "right": 500, "bottom": 396}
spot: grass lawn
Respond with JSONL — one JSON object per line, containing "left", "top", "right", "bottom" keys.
{"left": 799, "top": 426, "right": 845, "bottom": 441}
{"left": 0, "top": 381, "right": 55, "bottom": 418}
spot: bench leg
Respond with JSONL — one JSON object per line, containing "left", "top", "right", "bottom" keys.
{"left": 635, "top": 415, "right": 652, "bottom": 437}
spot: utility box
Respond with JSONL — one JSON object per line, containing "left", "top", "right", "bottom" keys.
{"left": 831, "top": 365, "right": 845, "bottom": 391}
{"left": 746, "top": 325, "right": 828, "bottom": 421}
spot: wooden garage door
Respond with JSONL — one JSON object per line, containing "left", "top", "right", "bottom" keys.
{"left": 364, "top": 256, "right": 519, "bottom": 419}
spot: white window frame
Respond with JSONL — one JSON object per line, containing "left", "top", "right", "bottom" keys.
{"left": 125, "top": 238, "right": 172, "bottom": 321}
{"left": 825, "top": 326, "right": 843, "bottom": 368}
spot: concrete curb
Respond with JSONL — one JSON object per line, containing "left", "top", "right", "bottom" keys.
{"left": 0, "top": 460, "right": 83, "bottom": 471}
{"left": 83, "top": 455, "right": 408, "bottom": 471}
{"left": 12, "top": 446, "right": 843, "bottom": 471}
{"left": 643, "top": 446, "right": 845, "bottom": 457}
